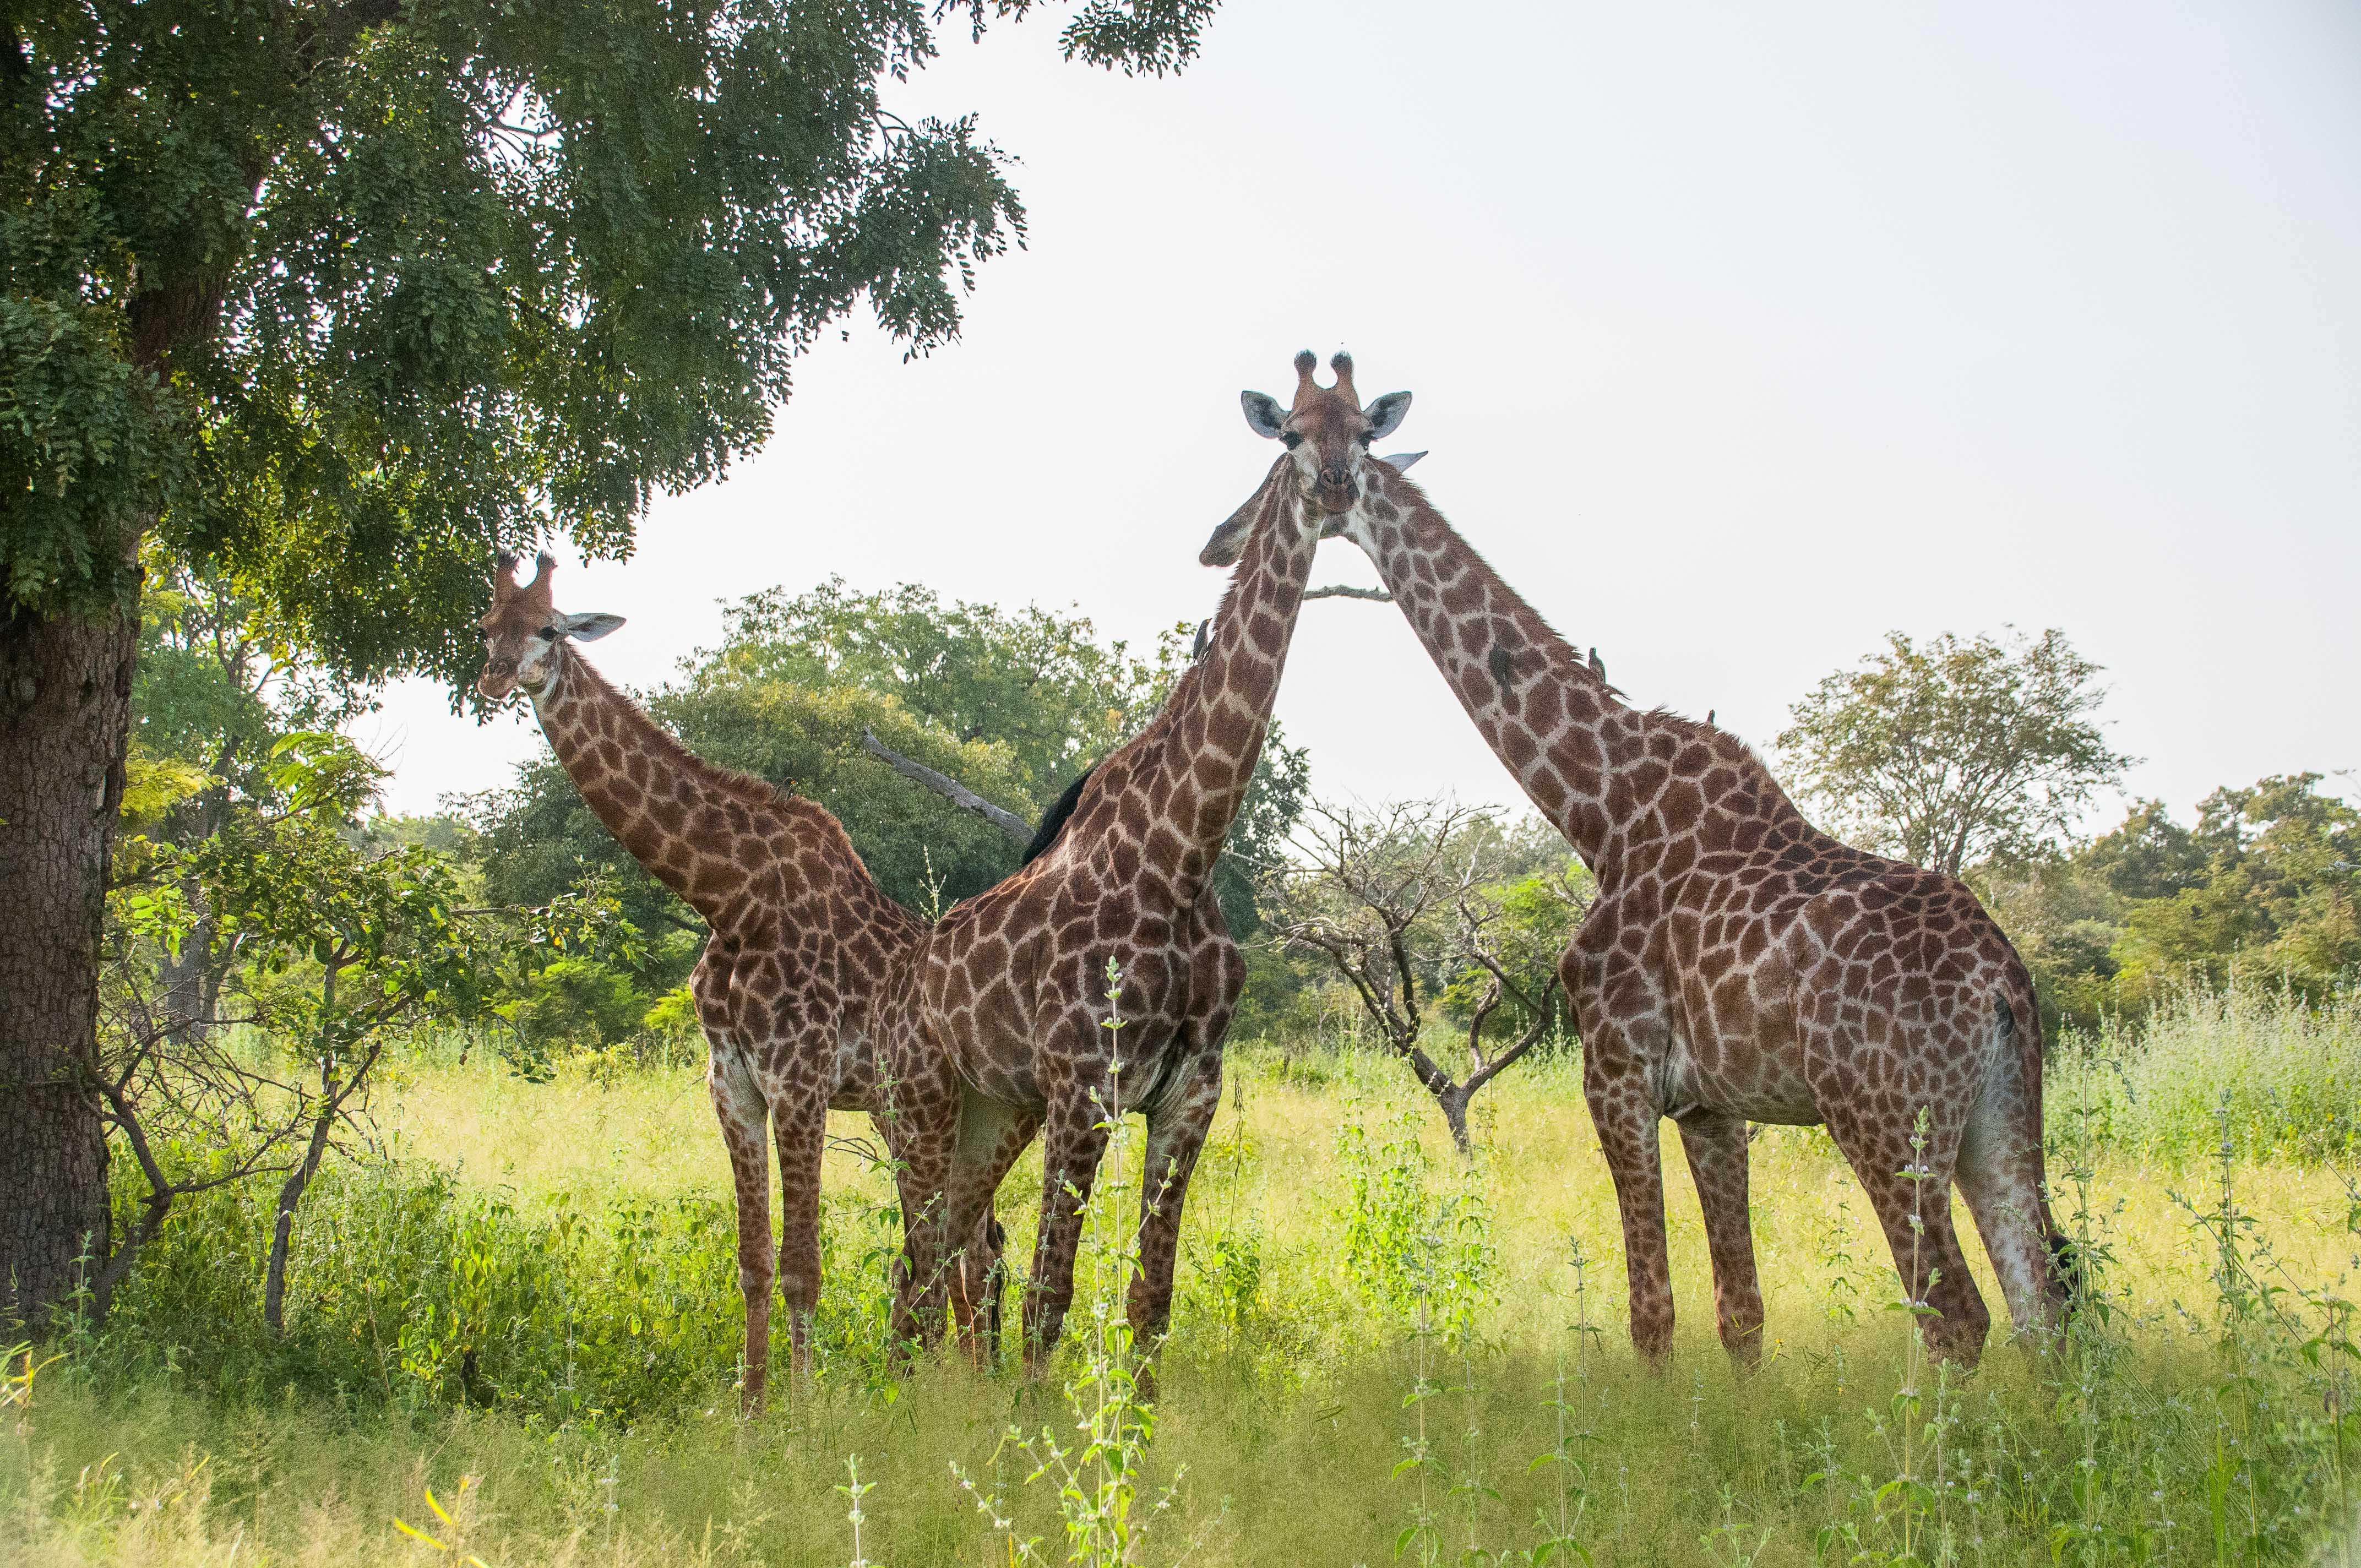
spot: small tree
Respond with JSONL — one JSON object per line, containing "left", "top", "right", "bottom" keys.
{"left": 1261, "top": 800, "right": 1587, "bottom": 1153}
{"left": 1777, "top": 627, "right": 2134, "bottom": 877}
{"left": 94, "top": 730, "right": 612, "bottom": 1328}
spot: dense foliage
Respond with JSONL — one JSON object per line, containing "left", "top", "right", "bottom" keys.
{"left": 2, "top": 0, "right": 1212, "bottom": 658}
{"left": 1984, "top": 773, "right": 2360, "bottom": 1030}
{"left": 1777, "top": 628, "right": 2134, "bottom": 876}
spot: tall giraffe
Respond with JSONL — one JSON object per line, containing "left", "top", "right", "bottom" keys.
{"left": 891, "top": 351, "right": 1409, "bottom": 1363}
{"left": 1202, "top": 380, "right": 2074, "bottom": 1368}
{"left": 475, "top": 553, "right": 1002, "bottom": 1407}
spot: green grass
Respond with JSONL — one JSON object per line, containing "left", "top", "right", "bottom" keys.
{"left": 8, "top": 989, "right": 2361, "bottom": 1566}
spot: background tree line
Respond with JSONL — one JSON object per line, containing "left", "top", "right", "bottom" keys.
{"left": 1778, "top": 627, "right": 2356, "bottom": 1033}
{"left": 46, "top": 543, "right": 2361, "bottom": 1305}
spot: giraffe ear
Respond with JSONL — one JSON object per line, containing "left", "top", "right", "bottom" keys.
{"left": 1362, "top": 390, "right": 1411, "bottom": 442}
{"left": 557, "top": 611, "right": 625, "bottom": 642}
{"left": 1241, "top": 391, "right": 1287, "bottom": 439}
{"left": 1380, "top": 450, "right": 1427, "bottom": 472}
{"left": 1199, "top": 492, "right": 1259, "bottom": 568}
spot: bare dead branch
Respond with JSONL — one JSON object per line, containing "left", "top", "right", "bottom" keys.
{"left": 1303, "top": 585, "right": 1393, "bottom": 602}
{"left": 859, "top": 728, "right": 1033, "bottom": 845}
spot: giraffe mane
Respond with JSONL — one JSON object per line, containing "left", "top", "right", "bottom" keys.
{"left": 1021, "top": 766, "right": 1095, "bottom": 865}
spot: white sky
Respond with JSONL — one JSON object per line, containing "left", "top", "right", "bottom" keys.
{"left": 366, "top": 0, "right": 2361, "bottom": 830}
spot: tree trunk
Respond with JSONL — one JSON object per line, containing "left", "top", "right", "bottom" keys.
{"left": 0, "top": 598, "right": 139, "bottom": 1329}
{"left": 1435, "top": 1085, "right": 1473, "bottom": 1157}
{"left": 263, "top": 1095, "right": 336, "bottom": 1336}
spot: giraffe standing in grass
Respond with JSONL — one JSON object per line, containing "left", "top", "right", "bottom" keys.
{"left": 1202, "top": 362, "right": 2076, "bottom": 1368}
{"left": 474, "top": 552, "right": 1002, "bottom": 1408}
{"left": 889, "top": 352, "right": 1412, "bottom": 1364}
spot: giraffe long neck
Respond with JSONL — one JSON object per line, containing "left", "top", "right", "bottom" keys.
{"left": 527, "top": 645, "right": 757, "bottom": 923}
{"left": 1148, "top": 466, "right": 1319, "bottom": 897}
{"left": 1347, "top": 471, "right": 1640, "bottom": 871}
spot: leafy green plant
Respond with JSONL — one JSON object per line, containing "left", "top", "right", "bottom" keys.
{"left": 953, "top": 960, "right": 1199, "bottom": 1567}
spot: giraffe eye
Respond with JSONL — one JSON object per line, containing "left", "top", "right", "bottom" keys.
{"left": 1281, "top": 431, "right": 1303, "bottom": 450}
{"left": 535, "top": 626, "right": 558, "bottom": 640}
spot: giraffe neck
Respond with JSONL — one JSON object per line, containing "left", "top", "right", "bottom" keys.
{"left": 1343, "top": 471, "right": 1643, "bottom": 871}
{"left": 1144, "top": 466, "right": 1319, "bottom": 896}
{"left": 526, "top": 644, "right": 759, "bottom": 922}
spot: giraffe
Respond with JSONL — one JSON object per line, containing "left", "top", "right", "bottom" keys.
{"left": 1201, "top": 371, "right": 2076, "bottom": 1369}
{"left": 888, "top": 351, "right": 1408, "bottom": 1366}
{"left": 474, "top": 552, "right": 1003, "bottom": 1408}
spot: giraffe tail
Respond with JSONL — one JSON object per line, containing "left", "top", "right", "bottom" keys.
{"left": 1995, "top": 983, "right": 2089, "bottom": 1314}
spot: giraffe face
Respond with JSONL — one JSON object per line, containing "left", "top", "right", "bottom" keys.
{"left": 475, "top": 551, "right": 625, "bottom": 700}
{"left": 1204, "top": 350, "right": 1411, "bottom": 566}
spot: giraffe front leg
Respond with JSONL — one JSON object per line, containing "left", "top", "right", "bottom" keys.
{"left": 1674, "top": 1109, "right": 1766, "bottom": 1371}
{"left": 1583, "top": 1044, "right": 1674, "bottom": 1369}
{"left": 708, "top": 1048, "right": 774, "bottom": 1412}
{"left": 771, "top": 1090, "right": 829, "bottom": 1380}
{"left": 1024, "top": 1087, "right": 1113, "bottom": 1372}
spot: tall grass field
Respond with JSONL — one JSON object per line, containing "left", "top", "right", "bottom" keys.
{"left": 6, "top": 983, "right": 2360, "bottom": 1566}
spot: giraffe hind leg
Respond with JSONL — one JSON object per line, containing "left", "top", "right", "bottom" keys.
{"left": 940, "top": 1094, "right": 1040, "bottom": 1365}
{"left": 1955, "top": 1003, "right": 2074, "bottom": 1345}
{"left": 1821, "top": 1089, "right": 1992, "bottom": 1368}
{"left": 1674, "top": 1109, "right": 1766, "bottom": 1370}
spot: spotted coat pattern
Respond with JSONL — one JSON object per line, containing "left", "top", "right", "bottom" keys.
{"left": 1315, "top": 466, "right": 2074, "bottom": 1368}
{"left": 475, "top": 556, "right": 1000, "bottom": 1409}
{"left": 880, "top": 428, "right": 1340, "bottom": 1366}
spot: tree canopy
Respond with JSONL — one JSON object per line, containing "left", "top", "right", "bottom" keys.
{"left": 1985, "top": 774, "right": 2361, "bottom": 1028}
{"left": 1776, "top": 627, "right": 2134, "bottom": 877}
{"left": 3, "top": 0, "right": 1215, "bottom": 676}
{"left": 687, "top": 576, "right": 1167, "bottom": 799}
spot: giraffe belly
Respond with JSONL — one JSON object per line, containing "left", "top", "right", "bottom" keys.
{"left": 1658, "top": 1024, "right": 1820, "bottom": 1126}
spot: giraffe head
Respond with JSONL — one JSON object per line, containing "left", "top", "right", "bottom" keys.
{"left": 1200, "top": 351, "right": 1411, "bottom": 566}
{"left": 475, "top": 551, "right": 625, "bottom": 700}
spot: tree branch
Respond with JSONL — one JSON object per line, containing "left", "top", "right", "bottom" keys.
{"left": 859, "top": 729, "right": 1033, "bottom": 845}
{"left": 1303, "top": 585, "right": 1392, "bottom": 603}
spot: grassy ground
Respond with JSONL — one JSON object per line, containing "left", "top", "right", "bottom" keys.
{"left": 8, "top": 999, "right": 2361, "bottom": 1566}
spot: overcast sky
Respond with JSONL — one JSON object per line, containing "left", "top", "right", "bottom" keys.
{"left": 367, "top": 0, "right": 2361, "bottom": 832}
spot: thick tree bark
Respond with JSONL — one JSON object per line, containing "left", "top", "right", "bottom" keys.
{"left": 0, "top": 598, "right": 139, "bottom": 1329}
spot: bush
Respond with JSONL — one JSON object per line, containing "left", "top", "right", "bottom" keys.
{"left": 499, "top": 958, "right": 651, "bottom": 1077}
{"left": 2049, "top": 978, "right": 2361, "bottom": 1162}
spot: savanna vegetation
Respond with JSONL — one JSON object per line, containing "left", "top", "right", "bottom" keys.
{"left": 8, "top": 6, "right": 2358, "bottom": 1564}
{"left": 5, "top": 584, "right": 2359, "bottom": 1565}
{"left": 6, "top": 992, "right": 2359, "bottom": 1566}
